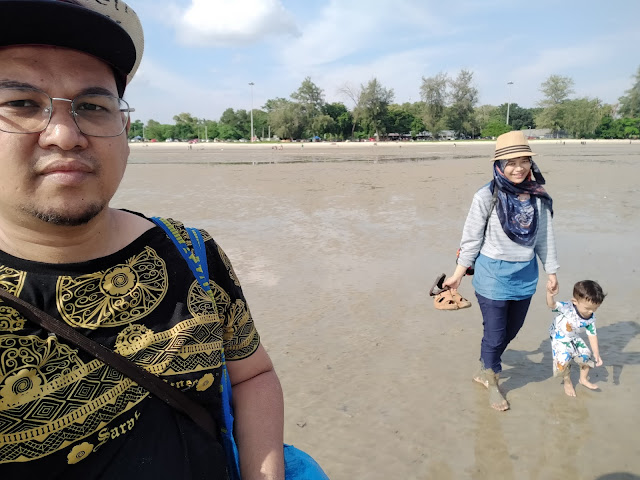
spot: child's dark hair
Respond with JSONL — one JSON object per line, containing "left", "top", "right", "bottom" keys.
{"left": 573, "top": 280, "right": 606, "bottom": 304}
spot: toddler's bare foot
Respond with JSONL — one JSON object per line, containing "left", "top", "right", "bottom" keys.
{"left": 563, "top": 380, "right": 576, "bottom": 397}
{"left": 579, "top": 379, "right": 599, "bottom": 390}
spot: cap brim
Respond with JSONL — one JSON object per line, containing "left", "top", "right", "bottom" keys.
{"left": 0, "top": 1, "right": 136, "bottom": 78}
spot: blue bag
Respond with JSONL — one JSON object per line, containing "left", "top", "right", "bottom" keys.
{"left": 151, "top": 218, "right": 329, "bottom": 480}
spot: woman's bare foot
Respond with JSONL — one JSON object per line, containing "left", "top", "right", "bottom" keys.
{"left": 563, "top": 379, "right": 576, "bottom": 397}
{"left": 579, "top": 378, "right": 599, "bottom": 390}
{"left": 473, "top": 373, "right": 488, "bottom": 388}
{"left": 488, "top": 385, "right": 510, "bottom": 411}
{"left": 475, "top": 368, "right": 509, "bottom": 411}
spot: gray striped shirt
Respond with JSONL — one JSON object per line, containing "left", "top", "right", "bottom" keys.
{"left": 457, "top": 183, "right": 559, "bottom": 274}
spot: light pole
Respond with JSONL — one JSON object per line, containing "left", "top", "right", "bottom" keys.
{"left": 248, "top": 82, "right": 254, "bottom": 142}
{"left": 506, "top": 81, "right": 514, "bottom": 125}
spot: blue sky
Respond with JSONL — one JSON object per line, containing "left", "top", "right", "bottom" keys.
{"left": 125, "top": 0, "right": 640, "bottom": 124}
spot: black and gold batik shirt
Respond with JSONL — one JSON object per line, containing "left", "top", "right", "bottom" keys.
{"left": 0, "top": 217, "right": 260, "bottom": 479}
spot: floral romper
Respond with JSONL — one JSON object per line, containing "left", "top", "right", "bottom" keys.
{"left": 549, "top": 301, "right": 597, "bottom": 376}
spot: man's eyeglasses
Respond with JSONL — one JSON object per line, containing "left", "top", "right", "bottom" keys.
{"left": 0, "top": 87, "right": 135, "bottom": 137}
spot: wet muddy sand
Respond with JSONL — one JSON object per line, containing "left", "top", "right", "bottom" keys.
{"left": 115, "top": 140, "right": 640, "bottom": 479}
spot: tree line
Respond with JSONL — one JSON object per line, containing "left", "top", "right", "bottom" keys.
{"left": 128, "top": 66, "right": 640, "bottom": 142}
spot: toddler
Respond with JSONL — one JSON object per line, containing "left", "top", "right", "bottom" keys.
{"left": 547, "top": 280, "right": 606, "bottom": 397}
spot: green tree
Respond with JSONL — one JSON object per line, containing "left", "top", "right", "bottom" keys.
{"left": 310, "top": 115, "right": 335, "bottom": 139}
{"left": 474, "top": 105, "right": 497, "bottom": 136}
{"left": 618, "top": 66, "right": 640, "bottom": 118}
{"left": 172, "top": 112, "right": 199, "bottom": 140}
{"left": 384, "top": 104, "right": 415, "bottom": 134}
{"left": 595, "top": 115, "right": 617, "bottom": 138}
{"left": 419, "top": 72, "right": 448, "bottom": 138}
{"left": 323, "top": 102, "right": 352, "bottom": 139}
{"left": 410, "top": 116, "right": 426, "bottom": 137}
{"left": 218, "top": 108, "right": 250, "bottom": 140}
{"left": 266, "top": 98, "right": 304, "bottom": 140}
{"left": 290, "top": 77, "right": 326, "bottom": 138}
{"left": 447, "top": 69, "right": 478, "bottom": 137}
{"left": 250, "top": 110, "right": 269, "bottom": 140}
{"left": 536, "top": 74, "right": 575, "bottom": 136}
{"left": 197, "top": 119, "right": 219, "bottom": 141}
{"left": 145, "top": 119, "right": 175, "bottom": 142}
{"left": 128, "top": 119, "right": 144, "bottom": 139}
{"left": 355, "top": 78, "right": 394, "bottom": 138}
{"left": 291, "top": 77, "right": 325, "bottom": 112}
{"left": 539, "top": 75, "right": 575, "bottom": 106}
{"left": 563, "top": 98, "right": 604, "bottom": 138}
{"left": 481, "top": 121, "right": 512, "bottom": 138}
{"left": 620, "top": 117, "right": 640, "bottom": 138}
{"left": 489, "top": 103, "right": 535, "bottom": 132}
{"left": 339, "top": 83, "right": 363, "bottom": 139}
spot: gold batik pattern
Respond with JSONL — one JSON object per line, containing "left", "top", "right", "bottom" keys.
{"left": 56, "top": 247, "right": 168, "bottom": 329}
{"left": 217, "top": 244, "right": 241, "bottom": 287}
{"left": 0, "top": 333, "right": 150, "bottom": 463}
{"left": 113, "top": 311, "right": 225, "bottom": 377}
{"left": 186, "top": 276, "right": 258, "bottom": 360}
{"left": 0, "top": 266, "right": 27, "bottom": 332}
{"left": 225, "top": 298, "right": 258, "bottom": 359}
{"left": 165, "top": 218, "right": 258, "bottom": 358}
{"left": 0, "top": 219, "right": 259, "bottom": 463}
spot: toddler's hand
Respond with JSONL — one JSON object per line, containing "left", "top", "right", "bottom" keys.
{"left": 547, "top": 282, "right": 559, "bottom": 295}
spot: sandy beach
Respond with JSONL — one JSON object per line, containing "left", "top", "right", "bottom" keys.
{"left": 114, "top": 140, "right": 640, "bottom": 479}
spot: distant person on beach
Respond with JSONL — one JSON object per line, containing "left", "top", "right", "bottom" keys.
{"left": 0, "top": 1, "right": 284, "bottom": 478}
{"left": 547, "top": 280, "right": 605, "bottom": 397}
{"left": 443, "top": 131, "right": 559, "bottom": 411}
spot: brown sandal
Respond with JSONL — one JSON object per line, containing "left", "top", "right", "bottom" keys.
{"left": 429, "top": 273, "right": 447, "bottom": 296}
{"left": 434, "top": 290, "right": 459, "bottom": 310}
{"left": 450, "top": 291, "right": 472, "bottom": 309}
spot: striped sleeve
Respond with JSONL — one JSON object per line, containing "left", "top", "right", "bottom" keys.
{"left": 534, "top": 201, "right": 559, "bottom": 273}
{"left": 457, "top": 184, "right": 493, "bottom": 268}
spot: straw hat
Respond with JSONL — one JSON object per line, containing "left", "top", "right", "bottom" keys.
{"left": 0, "top": 0, "right": 144, "bottom": 86}
{"left": 491, "top": 131, "right": 537, "bottom": 161}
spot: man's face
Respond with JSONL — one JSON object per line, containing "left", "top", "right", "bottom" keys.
{"left": 0, "top": 46, "right": 130, "bottom": 227}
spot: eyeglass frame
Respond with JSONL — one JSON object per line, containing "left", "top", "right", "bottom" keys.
{"left": 0, "top": 87, "right": 135, "bottom": 138}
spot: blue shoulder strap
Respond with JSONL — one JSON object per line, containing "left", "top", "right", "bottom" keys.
{"left": 150, "top": 218, "right": 329, "bottom": 480}
{"left": 150, "top": 217, "right": 242, "bottom": 480}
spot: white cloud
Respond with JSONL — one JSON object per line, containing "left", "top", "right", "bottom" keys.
{"left": 172, "top": 0, "right": 300, "bottom": 46}
{"left": 279, "top": 0, "right": 451, "bottom": 69}
{"left": 271, "top": 46, "right": 453, "bottom": 108}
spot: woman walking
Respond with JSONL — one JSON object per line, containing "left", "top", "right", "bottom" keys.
{"left": 443, "top": 131, "right": 559, "bottom": 411}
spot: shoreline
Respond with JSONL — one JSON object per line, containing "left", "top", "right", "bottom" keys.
{"left": 127, "top": 139, "right": 640, "bottom": 166}
{"left": 130, "top": 137, "right": 639, "bottom": 151}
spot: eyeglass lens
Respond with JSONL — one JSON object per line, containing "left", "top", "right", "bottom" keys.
{"left": 0, "top": 88, "right": 131, "bottom": 137}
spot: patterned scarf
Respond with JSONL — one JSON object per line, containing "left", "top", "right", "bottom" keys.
{"left": 491, "top": 159, "right": 553, "bottom": 246}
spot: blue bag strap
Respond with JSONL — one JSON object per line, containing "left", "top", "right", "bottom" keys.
{"left": 150, "top": 218, "right": 329, "bottom": 480}
{"left": 150, "top": 217, "right": 242, "bottom": 480}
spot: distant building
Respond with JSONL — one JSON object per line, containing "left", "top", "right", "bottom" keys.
{"left": 525, "top": 128, "right": 568, "bottom": 139}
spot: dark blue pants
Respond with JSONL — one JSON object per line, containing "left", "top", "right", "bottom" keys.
{"left": 475, "top": 293, "right": 532, "bottom": 373}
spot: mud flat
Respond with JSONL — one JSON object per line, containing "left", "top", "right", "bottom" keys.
{"left": 115, "top": 140, "right": 640, "bottom": 479}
